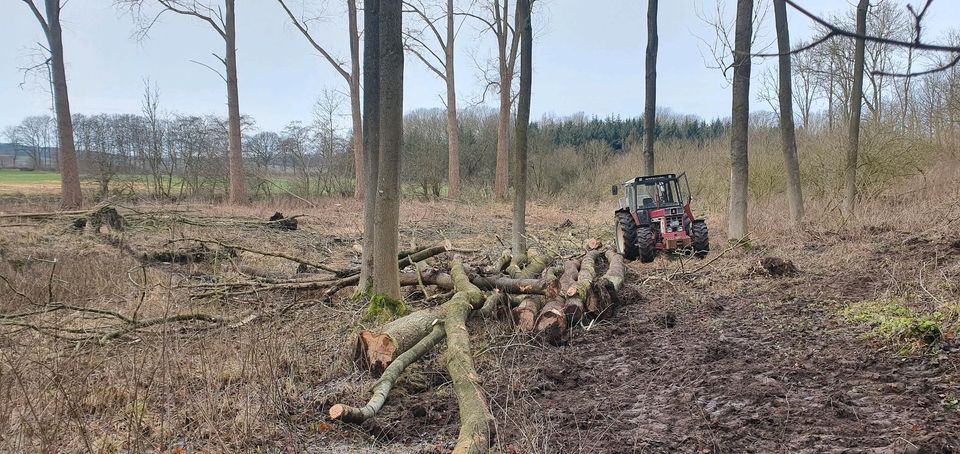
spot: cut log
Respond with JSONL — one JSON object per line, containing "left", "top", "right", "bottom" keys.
{"left": 441, "top": 260, "right": 494, "bottom": 453}
{"left": 331, "top": 323, "right": 446, "bottom": 422}
{"left": 398, "top": 271, "right": 551, "bottom": 295}
{"left": 354, "top": 309, "right": 441, "bottom": 376}
{"left": 563, "top": 296, "right": 584, "bottom": 326}
{"left": 535, "top": 297, "right": 567, "bottom": 346}
{"left": 512, "top": 296, "right": 544, "bottom": 332}
{"left": 335, "top": 259, "right": 492, "bottom": 441}
{"left": 586, "top": 250, "right": 625, "bottom": 319}
{"left": 568, "top": 250, "right": 601, "bottom": 299}
{"left": 516, "top": 248, "right": 553, "bottom": 279}
{"left": 476, "top": 290, "right": 508, "bottom": 319}
{"left": 558, "top": 260, "right": 579, "bottom": 297}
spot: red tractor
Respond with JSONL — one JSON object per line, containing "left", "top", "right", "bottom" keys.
{"left": 613, "top": 173, "right": 709, "bottom": 262}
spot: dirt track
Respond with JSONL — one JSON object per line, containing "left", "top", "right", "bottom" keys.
{"left": 329, "top": 225, "right": 960, "bottom": 453}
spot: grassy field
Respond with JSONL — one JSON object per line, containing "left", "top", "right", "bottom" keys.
{"left": 0, "top": 169, "right": 62, "bottom": 184}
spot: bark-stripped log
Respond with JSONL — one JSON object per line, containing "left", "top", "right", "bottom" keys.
{"left": 586, "top": 251, "right": 625, "bottom": 319}
{"left": 332, "top": 323, "right": 445, "bottom": 422}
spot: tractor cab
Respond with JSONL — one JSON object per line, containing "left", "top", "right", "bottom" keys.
{"left": 616, "top": 173, "right": 690, "bottom": 213}
{"left": 612, "top": 173, "right": 709, "bottom": 262}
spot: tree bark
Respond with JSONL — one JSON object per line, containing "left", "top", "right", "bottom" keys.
{"left": 512, "top": 0, "right": 532, "bottom": 257}
{"left": 445, "top": 0, "right": 461, "bottom": 199}
{"left": 512, "top": 296, "right": 543, "bottom": 331}
{"left": 494, "top": 70, "right": 511, "bottom": 199}
{"left": 642, "top": 0, "right": 658, "bottom": 175}
{"left": 358, "top": 0, "right": 381, "bottom": 292}
{"left": 844, "top": 0, "right": 869, "bottom": 219}
{"left": 225, "top": 0, "right": 245, "bottom": 204}
{"left": 773, "top": 0, "right": 804, "bottom": 224}
{"left": 346, "top": 260, "right": 494, "bottom": 452}
{"left": 586, "top": 250, "right": 624, "bottom": 319}
{"left": 727, "top": 0, "right": 753, "bottom": 241}
{"left": 349, "top": 0, "right": 364, "bottom": 199}
{"left": 41, "top": 0, "right": 82, "bottom": 208}
{"left": 492, "top": 0, "right": 520, "bottom": 200}
{"left": 372, "top": 0, "right": 404, "bottom": 299}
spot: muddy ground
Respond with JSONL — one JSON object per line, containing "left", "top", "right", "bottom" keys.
{"left": 307, "top": 215, "right": 960, "bottom": 453}
{"left": 1, "top": 198, "right": 958, "bottom": 453}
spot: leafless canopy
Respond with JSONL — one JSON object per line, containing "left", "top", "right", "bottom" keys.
{"left": 758, "top": 0, "right": 960, "bottom": 77}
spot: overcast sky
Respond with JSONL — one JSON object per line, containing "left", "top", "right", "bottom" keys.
{"left": 2, "top": 0, "right": 958, "bottom": 133}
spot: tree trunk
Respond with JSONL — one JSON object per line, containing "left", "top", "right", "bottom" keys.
{"left": 358, "top": 0, "right": 381, "bottom": 292}
{"left": 586, "top": 250, "right": 624, "bottom": 319}
{"left": 512, "top": 0, "right": 532, "bottom": 257}
{"left": 727, "top": 0, "right": 753, "bottom": 241}
{"left": 44, "top": 0, "right": 82, "bottom": 208}
{"left": 349, "top": 0, "right": 364, "bottom": 199}
{"left": 844, "top": 0, "right": 869, "bottom": 219}
{"left": 346, "top": 260, "right": 493, "bottom": 452}
{"left": 373, "top": 0, "right": 403, "bottom": 299}
{"left": 642, "top": 0, "right": 658, "bottom": 175}
{"left": 445, "top": 0, "right": 461, "bottom": 199}
{"left": 512, "top": 296, "right": 543, "bottom": 332}
{"left": 773, "top": 0, "right": 804, "bottom": 224}
{"left": 494, "top": 70, "right": 511, "bottom": 199}
{"left": 225, "top": 0, "right": 245, "bottom": 204}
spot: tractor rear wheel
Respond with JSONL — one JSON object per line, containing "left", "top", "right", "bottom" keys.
{"left": 692, "top": 220, "right": 710, "bottom": 258}
{"left": 637, "top": 226, "right": 656, "bottom": 263}
{"left": 615, "top": 212, "right": 639, "bottom": 260}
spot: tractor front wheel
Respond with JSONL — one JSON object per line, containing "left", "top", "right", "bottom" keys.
{"left": 615, "top": 212, "right": 639, "bottom": 260}
{"left": 637, "top": 226, "right": 656, "bottom": 263}
{"left": 692, "top": 220, "right": 710, "bottom": 258}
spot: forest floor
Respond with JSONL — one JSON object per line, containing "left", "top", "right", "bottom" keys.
{"left": 0, "top": 194, "right": 957, "bottom": 453}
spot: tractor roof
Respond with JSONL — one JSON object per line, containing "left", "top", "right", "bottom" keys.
{"left": 624, "top": 173, "right": 679, "bottom": 185}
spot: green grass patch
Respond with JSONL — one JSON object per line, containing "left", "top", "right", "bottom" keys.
{"left": 0, "top": 169, "right": 62, "bottom": 184}
{"left": 839, "top": 299, "right": 954, "bottom": 352}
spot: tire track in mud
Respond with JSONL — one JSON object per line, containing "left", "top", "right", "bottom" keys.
{"left": 493, "top": 262, "right": 960, "bottom": 453}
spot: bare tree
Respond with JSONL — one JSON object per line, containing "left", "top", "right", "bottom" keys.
{"left": 511, "top": 0, "right": 531, "bottom": 257}
{"left": 358, "top": 0, "right": 382, "bottom": 293}
{"left": 643, "top": 0, "right": 658, "bottom": 175}
{"left": 773, "top": 0, "right": 804, "bottom": 223}
{"left": 373, "top": 0, "right": 404, "bottom": 299}
{"left": 120, "top": 0, "right": 246, "bottom": 204}
{"left": 728, "top": 0, "right": 752, "bottom": 241}
{"left": 404, "top": 0, "right": 463, "bottom": 198}
{"left": 16, "top": 116, "right": 55, "bottom": 171}
{"left": 277, "top": 0, "right": 364, "bottom": 199}
{"left": 462, "top": 0, "right": 521, "bottom": 199}
{"left": 21, "top": 0, "right": 83, "bottom": 207}
{"left": 845, "top": 0, "right": 869, "bottom": 218}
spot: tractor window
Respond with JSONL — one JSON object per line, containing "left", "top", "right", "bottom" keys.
{"left": 657, "top": 182, "right": 675, "bottom": 204}
{"left": 636, "top": 184, "right": 657, "bottom": 209}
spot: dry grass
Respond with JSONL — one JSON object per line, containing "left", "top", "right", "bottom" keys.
{"left": 0, "top": 133, "right": 958, "bottom": 452}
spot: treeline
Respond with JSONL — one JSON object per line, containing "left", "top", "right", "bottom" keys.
{"left": 2, "top": 102, "right": 728, "bottom": 200}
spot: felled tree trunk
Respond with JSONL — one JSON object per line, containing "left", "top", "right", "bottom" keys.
{"left": 441, "top": 262, "right": 494, "bottom": 453}
{"left": 512, "top": 296, "right": 543, "bottom": 332}
{"left": 586, "top": 251, "right": 625, "bottom": 319}
{"left": 332, "top": 324, "right": 445, "bottom": 422}
{"left": 343, "top": 260, "right": 494, "bottom": 452}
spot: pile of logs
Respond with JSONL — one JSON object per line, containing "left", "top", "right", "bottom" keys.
{"left": 333, "top": 241, "right": 626, "bottom": 453}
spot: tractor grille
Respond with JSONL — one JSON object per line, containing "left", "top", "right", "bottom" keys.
{"left": 666, "top": 215, "right": 683, "bottom": 233}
